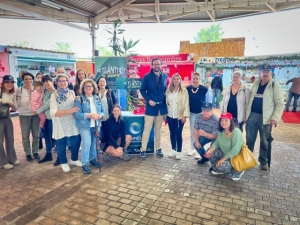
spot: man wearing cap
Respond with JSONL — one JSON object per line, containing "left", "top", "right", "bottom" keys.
{"left": 245, "top": 64, "right": 284, "bottom": 171}
{"left": 194, "top": 102, "right": 219, "bottom": 164}
{"left": 285, "top": 76, "right": 300, "bottom": 112}
{"left": 139, "top": 58, "right": 168, "bottom": 160}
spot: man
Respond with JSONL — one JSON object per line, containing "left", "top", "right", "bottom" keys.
{"left": 246, "top": 64, "right": 284, "bottom": 171}
{"left": 194, "top": 102, "right": 219, "bottom": 164}
{"left": 211, "top": 72, "right": 223, "bottom": 108}
{"left": 285, "top": 76, "right": 300, "bottom": 112}
{"left": 139, "top": 58, "right": 168, "bottom": 160}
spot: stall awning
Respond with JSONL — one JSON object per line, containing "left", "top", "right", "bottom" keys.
{"left": 17, "top": 56, "right": 76, "bottom": 63}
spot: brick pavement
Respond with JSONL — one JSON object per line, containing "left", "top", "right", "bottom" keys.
{"left": 0, "top": 112, "right": 300, "bottom": 225}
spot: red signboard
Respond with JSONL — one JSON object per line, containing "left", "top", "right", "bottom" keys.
{"left": 129, "top": 54, "right": 190, "bottom": 63}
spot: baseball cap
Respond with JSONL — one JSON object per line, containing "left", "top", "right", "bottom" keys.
{"left": 259, "top": 64, "right": 271, "bottom": 71}
{"left": 2, "top": 75, "right": 15, "bottom": 83}
{"left": 220, "top": 112, "right": 233, "bottom": 120}
{"left": 201, "top": 102, "right": 212, "bottom": 111}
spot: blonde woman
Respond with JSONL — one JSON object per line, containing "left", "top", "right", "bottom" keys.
{"left": 166, "top": 74, "right": 190, "bottom": 159}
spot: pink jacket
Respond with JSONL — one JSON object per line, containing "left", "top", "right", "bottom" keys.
{"left": 30, "top": 90, "right": 44, "bottom": 112}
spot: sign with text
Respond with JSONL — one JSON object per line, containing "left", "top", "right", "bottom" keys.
{"left": 116, "top": 78, "right": 142, "bottom": 90}
{"left": 198, "top": 57, "right": 230, "bottom": 64}
{"left": 129, "top": 54, "right": 189, "bottom": 63}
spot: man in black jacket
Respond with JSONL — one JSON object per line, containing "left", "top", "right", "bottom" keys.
{"left": 211, "top": 72, "right": 223, "bottom": 108}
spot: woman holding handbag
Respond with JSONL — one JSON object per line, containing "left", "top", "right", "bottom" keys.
{"left": 204, "top": 112, "right": 245, "bottom": 181}
{"left": 75, "top": 79, "right": 106, "bottom": 174}
{"left": 0, "top": 75, "right": 19, "bottom": 169}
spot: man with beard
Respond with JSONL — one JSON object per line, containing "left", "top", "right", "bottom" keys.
{"left": 139, "top": 58, "right": 168, "bottom": 160}
{"left": 246, "top": 64, "right": 284, "bottom": 171}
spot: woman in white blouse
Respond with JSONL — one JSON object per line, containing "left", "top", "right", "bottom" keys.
{"left": 0, "top": 75, "right": 19, "bottom": 169}
{"left": 165, "top": 74, "right": 190, "bottom": 160}
{"left": 50, "top": 74, "right": 82, "bottom": 172}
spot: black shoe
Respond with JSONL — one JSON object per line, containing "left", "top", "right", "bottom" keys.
{"left": 197, "top": 157, "right": 209, "bottom": 164}
{"left": 286, "top": 109, "right": 289, "bottom": 112}
{"left": 156, "top": 149, "right": 164, "bottom": 157}
{"left": 209, "top": 167, "right": 213, "bottom": 172}
{"left": 53, "top": 157, "right": 60, "bottom": 166}
{"left": 140, "top": 151, "right": 146, "bottom": 160}
{"left": 89, "top": 158, "right": 101, "bottom": 168}
{"left": 82, "top": 164, "right": 91, "bottom": 174}
{"left": 26, "top": 155, "right": 33, "bottom": 162}
{"left": 260, "top": 164, "right": 268, "bottom": 171}
{"left": 38, "top": 153, "right": 53, "bottom": 164}
{"left": 292, "top": 109, "right": 296, "bottom": 112}
{"left": 39, "top": 138, "right": 43, "bottom": 150}
{"left": 33, "top": 153, "right": 40, "bottom": 160}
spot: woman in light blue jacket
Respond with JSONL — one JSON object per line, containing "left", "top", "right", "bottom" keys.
{"left": 75, "top": 79, "right": 106, "bottom": 174}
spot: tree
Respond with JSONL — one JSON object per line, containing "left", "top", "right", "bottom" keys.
{"left": 52, "top": 42, "right": 72, "bottom": 52}
{"left": 13, "top": 41, "right": 33, "bottom": 48}
{"left": 97, "top": 46, "right": 114, "bottom": 56}
{"left": 194, "top": 23, "right": 225, "bottom": 43}
{"left": 119, "top": 37, "right": 140, "bottom": 56}
{"left": 105, "top": 19, "right": 125, "bottom": 56}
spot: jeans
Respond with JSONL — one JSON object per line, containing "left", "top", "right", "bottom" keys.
{"left": 212, "top": 89, "right": 221, "bottom": 108}
{"left": 189, "top": 113, "right": 197, "bottom": 149}
{"left": 79, "top": 128, "right": 96, "bottom": 165}
{"left": 194, "top": 136, "right": 214, "bottom": 157}
{"left": 246, "top": 112, "right": 270, "bottom": 165}
{"left": 286, "top": 91, "right": 299, "bottom": 111}
{"left": 43, "top": 119, "right": 54, "bottom": 153}
{"left": 166, "top": 116, "right": 185, "bottom": 152}
{"left": 56, "top": 134, "right": 81, "bottom": 164}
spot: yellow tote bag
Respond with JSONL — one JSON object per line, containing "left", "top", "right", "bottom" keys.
{"left": 231, "top": 143, "right": 258, "bottom": 172}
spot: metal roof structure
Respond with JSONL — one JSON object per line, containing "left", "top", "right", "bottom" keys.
{"left": 1, "top": 0, "right": 300, "bottom": 31}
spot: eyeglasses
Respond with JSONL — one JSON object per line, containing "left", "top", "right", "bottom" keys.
{"left": 84, "top": 86, "right": 93, "bottom": 88}
{"left": 58, "top": 80, "right": 67, "bottom": 83}
{"left": 153, "top": 64, "right": 161, "bottom": 66}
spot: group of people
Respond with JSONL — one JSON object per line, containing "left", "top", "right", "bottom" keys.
{"left": 0, "top": 59, "right": 289, "bottom": 180}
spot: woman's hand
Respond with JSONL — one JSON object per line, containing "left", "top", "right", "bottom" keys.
{"left": 90, "top": 113, "right": 99, "bottom": 120}
{"left": 71, "top": 107, "right": 80, "bottom": 113}
{"left": 97, "top": 114, "right": 103, "bottom": 120}
{"left": 216, "top": 157, "right": 226, "bottom": 168}
{"left": 181, "top": 116, "right": 186, "bottom": 123}
{"left": 203, "top": 148, "right": 213, "bottom": 158}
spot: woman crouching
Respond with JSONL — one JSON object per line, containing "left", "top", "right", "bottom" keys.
{"left": 101, "top": 104, "right": 132, "bottom": 161}
{"left": 75, "top": 79, "right": 106, "bottom": 174}
{"left": 204, "top": 112, "right": 244, "bottom": 181}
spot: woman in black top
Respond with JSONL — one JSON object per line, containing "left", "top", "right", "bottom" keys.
{"left": 101, "top": 104, "right": 132, "bottom": 161}
{"left": 186, "top": 72, "right": 208, "bottom": 158}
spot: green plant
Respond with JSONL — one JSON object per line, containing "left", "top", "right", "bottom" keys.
{"left": 105, "top": 19, "right": 125, "bottom": 56}
{"left": 13, "top": 41, "right": 34, "bottom": 48}
{"left": 97, "top": 46, "right": 114, "bottom": 56}
{"left": 119, "top": 37, "right": 140, "bottom": 56}
{"left": 194, "top": 23, "right": 224, "bottom": 43}
{"left": 52, "top": 42, "right": 72, "bottom": 53}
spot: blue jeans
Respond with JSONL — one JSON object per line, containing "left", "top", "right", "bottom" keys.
{"left": 79, "top": 128, "right": 96, "bottom": 165}
{"left": 212, "top": 89, "right": 221, "bottom": 108}
{"left": 43, "top": 119, "right": 54, "bottom": 153}
{"left": 166, "top": 116, "right": 185, "bottom": 152}
{"left": 189, "top": 112, "right": 197, "bottom": 149}
{"left": 194, "top": 136, "right": 214, "bottom": 157}
{"left": 56, "top": 135, "right": 81, "bottom": 164}
{"left": 286, "top": 91, "right": 299, "bottom": 111}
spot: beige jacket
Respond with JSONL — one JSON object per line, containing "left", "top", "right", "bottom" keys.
{"left": 166, "top": 87, "right": 190, "bottom": 120}
{"left": 246, "top": 78, "right": 284, "bottom": 124}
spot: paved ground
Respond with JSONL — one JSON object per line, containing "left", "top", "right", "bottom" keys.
{"left": 0, "top": 110, "right": 300, "bottom": 225}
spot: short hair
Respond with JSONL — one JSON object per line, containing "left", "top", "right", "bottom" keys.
{"left": 42, "top": 75, "right": 53, "bottom": 83}
{"left": 34, "top": 81, "right": 44, "bottom": 87}
{"left": 151, "top": 58, "right": 162, "bottom": 65}
{"left": 218, "top": 118, "right": 236, "bottom": 132}
{"left": 0, "top": 82, "right": 15, "bottom": 94}
{"left": 56, "top": 74, "right": 69, "bottom": 83}
{"left": 22, "top": 72, "right": 34, "bottom": 81}
{"left": 79, "top": 79, "right": 98, "bottom": 95}
{"left": 193, "top": 72, "right": 200, "bottom": 77}
{"left": 57, "top": 67, "right": 66, "bottom": 74}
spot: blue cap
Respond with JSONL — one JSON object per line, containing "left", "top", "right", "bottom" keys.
{"left": 201, "top": 102, "right": 212, "bottom": 111}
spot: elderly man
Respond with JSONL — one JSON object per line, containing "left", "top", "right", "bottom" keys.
{"left": 285, "top": 76, "right": 300, "bottom": 112}
{"left": 194, "top": 102, "right": 219, "bottom": 164}
{"left": 246, "top": 64, "right": 284, "bottom": 171}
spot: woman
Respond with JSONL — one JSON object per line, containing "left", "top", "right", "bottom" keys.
{"left": 204, "top": 112, "right": 244, "bottom": 181}
{"left": 73, "top": 69, "right": 87, "bottom": 96}
{"left": 0, "top": 75, "right": 19, "bottom": 169}
{"left": 166, "top": 74, "right": 189, "bottom": 160}
{"left": 186, "top": 72, "right": 208, "bottom": 158}
{"left": 101, "top": 104, "right": 132, "bottom": 161}
{"left": 50, "top": 74, "right": 82, "bottom": 172}
{"left": 75, "top": 79, "right": 106, "bottom": 174}
{"left": 36, "top": 72, "right": 44, "bottom": 81}
{"left": 97, "top": 77, "right": 118, "bottom": 137}
{"left": 16, "top": 72, "right": 40, "bottom": 162}
{"left": 221, "top": 70, "right": 250, "bottom": 131}
{"left": 36, "top": 75, "right": 56, "bottom": 164}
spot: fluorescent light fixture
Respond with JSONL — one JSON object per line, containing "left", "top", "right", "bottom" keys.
{"left": 41, "top": 1, "right": 61, "bottom": 10}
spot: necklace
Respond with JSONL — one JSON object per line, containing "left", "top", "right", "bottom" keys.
{"left": 191, "top": 86, "right": 199, "bottom": 94}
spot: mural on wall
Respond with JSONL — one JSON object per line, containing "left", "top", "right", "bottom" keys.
{"left": 0, "top": 53, "right": 10, "bottom": 82}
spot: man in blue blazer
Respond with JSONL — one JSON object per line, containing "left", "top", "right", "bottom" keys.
{"left": 139, "top": 58, "right": 168, "bottom": 160}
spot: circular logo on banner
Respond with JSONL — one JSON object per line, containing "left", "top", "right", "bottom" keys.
{"left": 130, "top": 122, "right": 141, "bottom": 135}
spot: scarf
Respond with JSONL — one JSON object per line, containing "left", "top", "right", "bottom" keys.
{"left": 56, "top": 87, "right": 69, "bottom": 104}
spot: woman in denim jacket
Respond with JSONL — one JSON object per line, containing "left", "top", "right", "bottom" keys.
{"left": 75, "top": 79, "right": 106, "bottom": 174}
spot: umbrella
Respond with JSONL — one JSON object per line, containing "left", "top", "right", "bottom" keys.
{"left": 94, "top": 121, "right": 101, "bottom": 172}
{"left": 267, "top": 125, "right": 275, "bottom": 168}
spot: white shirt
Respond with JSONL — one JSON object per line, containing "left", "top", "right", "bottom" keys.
{"left": 167, "top": 90, "right": 179, "bottom": 118}
{"left": 88, "top": 97, "right": 97, "bottom": 127}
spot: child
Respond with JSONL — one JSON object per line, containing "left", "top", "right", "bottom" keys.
{"left": 30, "top": 81, "right": 46, "bottom": 128}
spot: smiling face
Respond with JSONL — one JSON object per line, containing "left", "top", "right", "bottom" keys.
{"left": 192, "top": 73, "right": 200, "bottom": 87}
{"left": 152, "top": 59, "right": 162, "bottom": 73}
{"left": 77, "top": 70, "right": 86, "bottom": 81}
{"left": 202, "top": 110, "right": 213, "bottom": 120}
{"left": 232, "top": 73, "right": 241, "bottom": 85}
{"left": 43, "top": 80, "right": 54, "bottom": 90}
{"left": 35, "top": 85, "right": 44, "bottom": 92}
{"left": 36, "top": 74, "right": 43, "bottom": 81}
{"left": 3, "top": 81, "right": 14, "bottom": 92}
{"left": 57, "top": 76, "right": 68, "bottom": 89}
{"left": 83, "top": 81, "right": 94, "bottom": 95}
{"left": 112, "top": 106, "right": 121, "bottom": 118}
{"left": 172, "top": 75, "right": 181, "bottom": 87}
{"left": 23, "top": 75, "right": 33, "bottom": 86}
{"left": 220, "top": 118, "right": 231, "bottom": 130}
{"left": 98, "top": 78, "right": 107, "bottom": 89}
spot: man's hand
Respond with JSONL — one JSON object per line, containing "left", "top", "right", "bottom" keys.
{"left": 194, "top": 142, "right": 201, "bottom": 149}
{"left": 270, "top": 119, "right": 277, "bottom": 127}
{"left": 198, "top": 129, "right": 206, "bottom": 137}
{"left": 149, "top": 100, "right": 156, "bottom": 106}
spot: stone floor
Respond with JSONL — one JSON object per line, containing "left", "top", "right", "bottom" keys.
{"left": 0, "top": 110, "right": 300, "bottom": 225}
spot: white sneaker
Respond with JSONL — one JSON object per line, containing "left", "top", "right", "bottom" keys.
{"left": 194, "top": 153, "right": 201, "bottom": 159}
{"left": 211, "top": 170, "right": 223, "bottom": 175}
{"left": 176, "top": 152, "right": 182, "bottom": 160}
{"left": 231, "top": 171, "right": 245, "bottom": 181}
{"left": 168, "top": 150, "right": 177, "bottom": 157}
{"left": 187, "top": 149, "right": 196, "bottom": 156}
{"left": 13, "top": 161, "right": 20, "bottom": 165}
{"left": 3, "top": 164, "right": 14, "bottom": 170}
{"left": 61, "top": 164, "right": 70, "bottom": 172}
{"left": 69, "top": 160, "right": 82, "bottom": 167}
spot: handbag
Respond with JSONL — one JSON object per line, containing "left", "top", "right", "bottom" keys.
{"left": 231, "top": 142, "right": 258, "bottom": 172}
{"left": 0, "top": 90, "right": 10, "bottom": 119}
